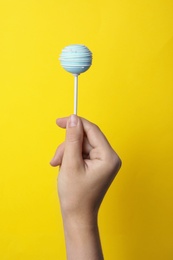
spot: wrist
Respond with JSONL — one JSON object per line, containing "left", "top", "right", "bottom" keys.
{"left": 61, "top": 208, "right": 98, "bottom": 229}
{"left": 61, "top": 212, "right": 103, "bottom": 260}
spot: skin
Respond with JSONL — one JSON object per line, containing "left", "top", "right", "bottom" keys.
{"left": 50, "top": 115, "right": 121, "bottom": 260}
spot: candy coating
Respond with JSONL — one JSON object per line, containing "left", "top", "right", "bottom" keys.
{"left": 59, "top": 44, "right": 92, "bottom": 74}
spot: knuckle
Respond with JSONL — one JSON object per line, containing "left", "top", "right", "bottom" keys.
{"left": 106, "top": 150, "right": 122, "bottom": 174}
{"left": 66, "top": 130, "right": 82, "bottom": 143}
{"left": 92, "top": 123, "right": 101, "bottom": 132}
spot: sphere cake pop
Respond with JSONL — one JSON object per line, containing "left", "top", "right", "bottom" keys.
{"left": 59, "top": 44, "right": 92, "bottom": 114}
{"left": 59, "top": 44, "right": 92, "bottom": 74}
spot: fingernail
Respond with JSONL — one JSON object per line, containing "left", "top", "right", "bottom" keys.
{"left": 69, "top": 114, "right": 78, "bottom": 127}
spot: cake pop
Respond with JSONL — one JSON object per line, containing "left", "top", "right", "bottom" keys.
{"left": 59, "top": 44, "right": 92, "bottom": 114}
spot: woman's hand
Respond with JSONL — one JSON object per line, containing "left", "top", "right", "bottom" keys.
{"left": 50, "top": 115, "right": 121, "bottom": 260}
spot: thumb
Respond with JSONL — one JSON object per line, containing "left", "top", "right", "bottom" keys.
{"left": 62, "top": 115, "right": 84, "bottom": 169}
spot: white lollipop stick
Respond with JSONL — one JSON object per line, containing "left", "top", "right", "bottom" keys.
{"left": 74, "top": 74, "right": 78, "bottom": 115}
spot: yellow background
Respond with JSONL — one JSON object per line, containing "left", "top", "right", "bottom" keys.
{"left": 0, "top": 0, "right": 173, "bottom": 259}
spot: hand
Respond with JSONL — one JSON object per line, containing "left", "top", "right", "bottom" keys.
{"left": 50, "top": 115, "right": 121, "bottom": 221}
{"left": 50, "top": 115, "right": 121, "bottom": 260}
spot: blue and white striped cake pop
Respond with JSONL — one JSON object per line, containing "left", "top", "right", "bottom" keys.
{"left": 59, "top": 44, "right": 92, "bottom": 75}
{"left": 59, "top": 44, "right": 92, "bottom": 114}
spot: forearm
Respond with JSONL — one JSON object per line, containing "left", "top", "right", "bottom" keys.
{"left": 62, "top": 213, "right": 104, "bottom": 260}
